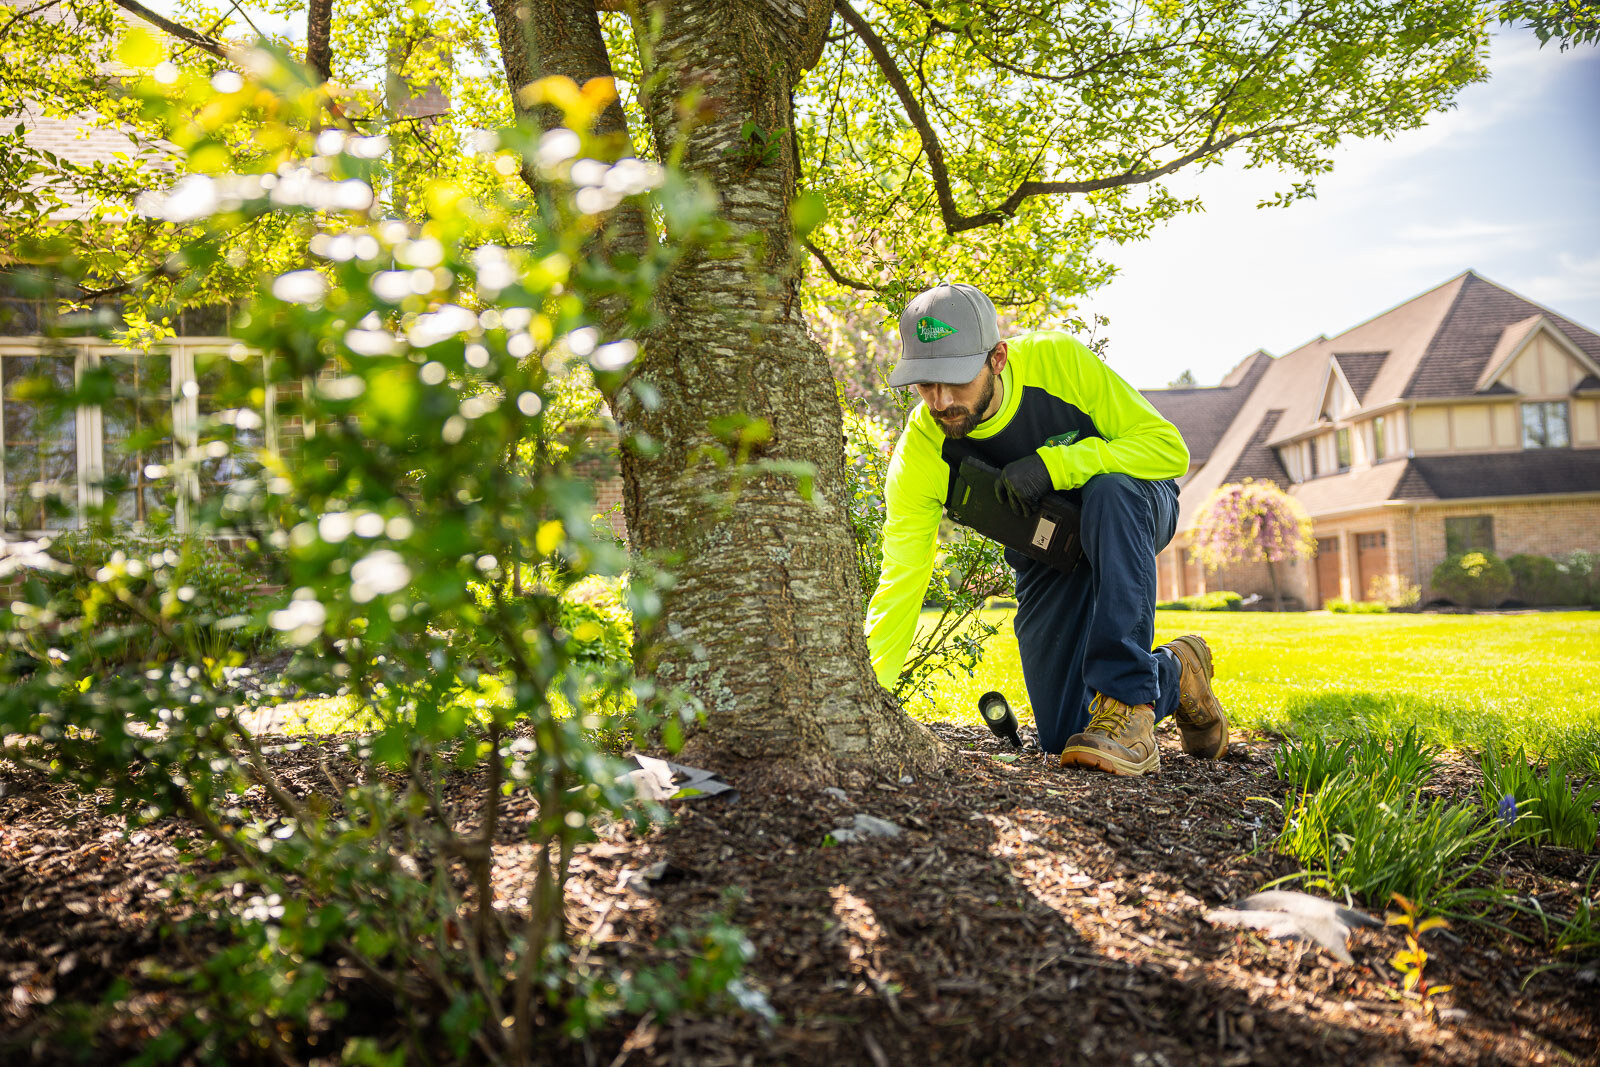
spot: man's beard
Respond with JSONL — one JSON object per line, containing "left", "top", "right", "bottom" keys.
{"left": 930, "top": 366, "right": 996, "bottom": 439}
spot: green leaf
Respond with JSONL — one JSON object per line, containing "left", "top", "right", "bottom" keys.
{"left": 790, "top": 190, "right": 827, "bottom": 238}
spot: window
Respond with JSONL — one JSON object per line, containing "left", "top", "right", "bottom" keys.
{"left": 1356, "top": 532, "right": 1387, "bottom": 550}
{"left": 1444, "top": 515, "right": 1494, "bottom": 555}
{"left": 1521, "top": 401, "right": 1569, "bottom": 449}
{"left": 1307, "top": 438, "right": 1319, "bottom": 478}
{"left": 102, "top": 353, "right": 174, "bottom": 525}
{"left": 2, "top": 353, "right": 79, "bottom": 532}
{"left": 1336, "top": 427, "right": 1351, "bottom": 471}
{"left": 1372, "top": 416, "right": 1386, "bottom": 461}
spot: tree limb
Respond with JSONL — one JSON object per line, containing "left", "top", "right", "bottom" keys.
{"left": 802, "top": 238, "right": 876, "bottom": 292}
{"left": 834, "top": 0, "right": 1294, "bottom": 235}
{"left": 306, "top": 0, "right": 333, "bottom": 82}
{"left": 108, "top": 0, "right": 230, "bottom": 61}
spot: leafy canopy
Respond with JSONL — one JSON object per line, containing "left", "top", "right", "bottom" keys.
{"left": 4, "top": 0, "right": 1496, "bottom": 338}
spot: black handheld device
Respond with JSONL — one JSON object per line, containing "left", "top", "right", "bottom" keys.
{"left": 945, "top": 457, "right": 1084, "bottom": 575}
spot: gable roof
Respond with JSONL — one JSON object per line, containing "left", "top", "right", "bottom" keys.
{"left": 1141, "top": 350, "right": 1271, "bottom": 468}
{"left": 1332, "top": 351, "right": 1387, "bottom": 404}
{"left": 1405, "top": 273, "right": 1600, "bottom": 398}
{"left": 1169, "top": 271, "right": 1600, "bottom": 530}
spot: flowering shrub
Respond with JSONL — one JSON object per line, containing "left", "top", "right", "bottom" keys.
{"left": 1431, "top": 551, "right": 1512, "bottom": 608}
{"left": 0, "top": 44, "right": 745, "bottom": 1061}
{"left": 1187, "top": 479, "right": 1315, "bottom": 610}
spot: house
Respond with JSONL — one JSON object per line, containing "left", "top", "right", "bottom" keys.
{"left": 1142, "top": 271, "right": 1600, "bottom": 606}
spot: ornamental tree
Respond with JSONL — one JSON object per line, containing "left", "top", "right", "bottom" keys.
{"left": 5, "top": 0, "right": 1497, "bottom": 782}
{"left": 1189, "top": 479, "right": 1316, "bottom": 611}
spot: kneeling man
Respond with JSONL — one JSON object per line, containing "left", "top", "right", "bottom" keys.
{"left": 864, "top": 282, "right": 1230, "bottom": 776}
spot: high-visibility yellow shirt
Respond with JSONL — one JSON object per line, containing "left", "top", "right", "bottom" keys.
{"left": 864, "top": 331, "right": 1189, "bottom": 689}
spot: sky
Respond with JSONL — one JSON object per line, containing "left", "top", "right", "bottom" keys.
{"left": 1080, "top": 31, "right": 1600, "bottom": 390}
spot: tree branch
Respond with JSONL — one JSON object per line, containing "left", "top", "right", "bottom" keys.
{"left": 306, "top": 0, "right": 333, "bottom": 82}
{"left": 835, "top": 0, "right": 1297, "bottom": 235}
{"left": 802, "top": 238, "right": 875, "bottom": 292}
{"left": 108, "top": 0, "right": 230, "bottom": 61}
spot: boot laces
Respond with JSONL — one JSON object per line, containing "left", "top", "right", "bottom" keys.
{"left": 1087, "top": 693, "right": 1132, "bottom": 735}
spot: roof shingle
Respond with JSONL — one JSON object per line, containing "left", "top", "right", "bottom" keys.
{"left": 1405, "top": 274, "right": 1600, "bottom": 399}
{"left": 1393, "top": 451, "right": 1600, "bottom": 500}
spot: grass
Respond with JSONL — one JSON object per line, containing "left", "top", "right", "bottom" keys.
{"left": 903, "top": 608, "right": 1600, "bottom": 771}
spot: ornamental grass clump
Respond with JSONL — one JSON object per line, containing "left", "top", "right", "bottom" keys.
{"left": 1272, "top": 731, "right": 1500, "bottom": 913}
{"left": 0, "top": 46, "right": 753, "bottom": 1062}
{"left": 1477, "top": 744, "right": 1600, "bottom": 852}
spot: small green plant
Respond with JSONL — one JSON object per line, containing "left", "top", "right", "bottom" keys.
{"left": 840, "top": 393, "right": 1011, "bottom": 705}
{"left": 1386, "top": 892, "right": 1453, "bottom": 1013}
{"left": 1276, "top": 768, "right": 1494, "bottom": 913}
{"left": 1367, "top": 572, "right": 1421, "bottom": 609}
{"left": 1478, "top": 744, "right": 1600, "bottom": 852}
{"left": 1273, "top": 729, "right": 1438, "bottom": 795}
{"left": 1156, "top": 590, "right": 1242, "bottom": 611}
{"left": 1327, "top": 597, "right": 1388, "bottom": 614}
{"left": 721, "top": 120, "right": 785, "bottom": 169}
{"left": 1432, "top": 551, "right": 1512, "bottom": 608}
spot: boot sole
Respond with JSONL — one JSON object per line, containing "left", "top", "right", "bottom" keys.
{"left": 1168, "top": 634, "right": 1230, "bottom": 760}
{"left": 1059, "top": 746, "right": 1160, "bottom": 776}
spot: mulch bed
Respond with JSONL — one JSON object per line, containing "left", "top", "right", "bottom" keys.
{"left": 2, "top": 723, "right": 1596, "bottom": 1065}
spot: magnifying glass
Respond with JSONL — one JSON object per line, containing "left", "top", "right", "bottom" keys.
{"left": 978, "top": 690, "right": 1022, "bottom": 749}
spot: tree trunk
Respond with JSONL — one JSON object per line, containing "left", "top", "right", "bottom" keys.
{"left": 1267, "top": 558, "right": 1281, "bottom": 612}
{"left": 495, "top": 0, "right": 940, "bottom": 784}
{"left": 620, "top": 1, "right": 938, "bottom": 783}
{"left": 306, "top": 0, "right": 333, "bottom": 83}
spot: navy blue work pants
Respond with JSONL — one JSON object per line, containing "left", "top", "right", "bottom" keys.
{"left": 1011, "top": 473, "right": 1182, "bottom": 754}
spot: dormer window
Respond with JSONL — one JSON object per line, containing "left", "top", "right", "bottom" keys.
{"left": 1336, "top": 428, "right": 1351, "bottom": 471}
{"left": 1521, "top": 401, "right": 1569, "bottom": 449}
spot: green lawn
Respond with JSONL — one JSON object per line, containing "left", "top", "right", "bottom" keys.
{"left": 903, "top": 609, "right": 1600, "bottom": 770}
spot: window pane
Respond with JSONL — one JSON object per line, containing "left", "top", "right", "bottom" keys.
{"left": 193, "top": 351, "right": 264, "bottom": 494}
{"left": 1444, "top": 515, "right": 1494, "bottom": 555}
{"left": 1545, "top": 402, "right": 1569, "bottom": 448}
{"left": 1373, "top": 417, "right": 1385, "bottom": 460}
{"left": 3, "top": 354, "right": 78, "bottom": 531}
{"left": 1336, "top": 428, "right": 1351, "bottom": 470}
{"left": 102, "top": 354, "right": 174, "bottom": 525}
{"left": 1522, "top": 403, "right": 1545, "bottom": 448}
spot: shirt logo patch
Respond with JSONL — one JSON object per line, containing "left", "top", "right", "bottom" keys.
{"left": 916, "top": 316, "right": 959, "bottom": 343}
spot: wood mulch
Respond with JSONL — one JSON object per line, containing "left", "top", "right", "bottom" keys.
{"left": 2, "top": 723, "right": 1596, "bottom": 1065}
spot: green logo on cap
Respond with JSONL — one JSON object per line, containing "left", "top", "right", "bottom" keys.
{"left": 916, "top": 316, "right": 959, "bottom": 343}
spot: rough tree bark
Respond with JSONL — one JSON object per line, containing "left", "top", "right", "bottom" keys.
{"left": 305, "top": 0, "right": 333, "bottom": 82}
{"left": 491, "top": 0, "right": 940, "bottom": 784}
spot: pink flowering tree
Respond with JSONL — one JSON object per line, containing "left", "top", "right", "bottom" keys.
{"left": 1189, "top": 480, "right": 1317, "bottom": 611}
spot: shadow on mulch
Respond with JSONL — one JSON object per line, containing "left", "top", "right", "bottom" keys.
{"left": 2, "top": 723, "right": 1596, "bottom": 1066}
{"left": 573, "top": 725, "right": 1598, "bottom": 1066}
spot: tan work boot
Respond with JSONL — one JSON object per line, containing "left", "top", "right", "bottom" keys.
{"left": 1059, "top": 693, "right": 1159, "bottom": 776}
{"left": 1159, "top": 634, "right": 1230, "bottom": 759}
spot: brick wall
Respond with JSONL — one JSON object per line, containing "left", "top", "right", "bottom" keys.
{"left": 1410, "top": 497, "right": 1600, "bottom": 602}
{"left": 570, "top": 451, "right": 628, "bottom": 539}
{"left": 1163, "top": 498, "right": 1600, "bottom": 608}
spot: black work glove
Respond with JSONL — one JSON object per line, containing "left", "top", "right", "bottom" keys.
{"left": 995, "top": 452, "right": 1054, "bottom": 517}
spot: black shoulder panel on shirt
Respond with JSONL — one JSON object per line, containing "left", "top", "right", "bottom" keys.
{"left": 940, "top": 386, "right": 1102, "bottom": 503}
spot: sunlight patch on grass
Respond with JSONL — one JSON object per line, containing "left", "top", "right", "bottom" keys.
{"left": 905, "top": 609, "right": 1600, "bottom": 770}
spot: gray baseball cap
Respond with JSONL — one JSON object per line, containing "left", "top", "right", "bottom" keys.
{"left": 889, "top": 282, "right": 1001, "bottom": 387}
